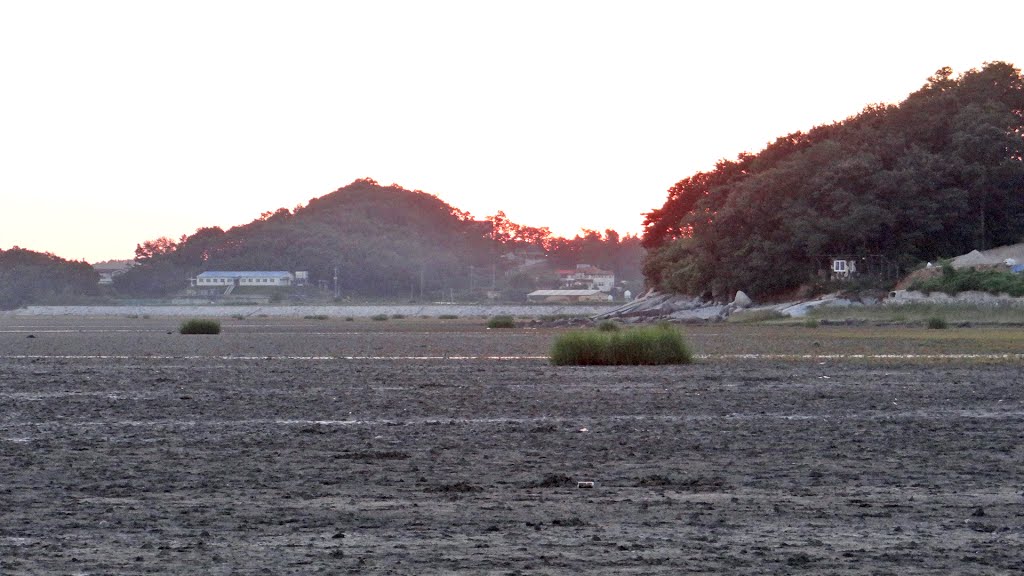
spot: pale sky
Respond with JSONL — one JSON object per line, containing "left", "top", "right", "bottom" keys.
{"left": 2, "top": 1, "right": 1022, "bottom": 263}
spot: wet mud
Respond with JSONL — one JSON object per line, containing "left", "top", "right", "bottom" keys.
{"left": 1, "top": 317, "right": 1022, "bottom": 574}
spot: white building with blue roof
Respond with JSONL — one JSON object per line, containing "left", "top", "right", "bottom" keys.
{"left": 193, "top": 271, "right": 294, "bottom": 288}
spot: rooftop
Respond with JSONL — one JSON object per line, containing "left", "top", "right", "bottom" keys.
{"left": 197, "top": 271, "right": 293, "bottom": 278}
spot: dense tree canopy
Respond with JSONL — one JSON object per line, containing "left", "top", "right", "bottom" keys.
{"left": 642, "top": 62, "right": 1024, "bottom": 300}
{"left": 0, "top": 248, "right": 98, "bottom": 309}
{"left": 115, "top": 179, "right": 642, "bottom": 299}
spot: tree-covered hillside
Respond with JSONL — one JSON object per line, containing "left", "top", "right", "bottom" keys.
{"left": 0, "top": 248, "right": 98, "bottom": 309}
{"left": 642, "top": 62, "right": 1024, "bottom": 300}
{"left": 115, "top": 179, "right": 642, "bottom": 299}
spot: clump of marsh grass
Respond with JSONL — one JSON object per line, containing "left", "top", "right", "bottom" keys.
{"left": 438, "top": 314, "right": 459, "bottom": 320}
{"left": 370, "top": 314, "right": 389, "bottom": 321}
{"left": 726, "top": 308, "right": 786, "bottom": 323}
{"left": 486, "top": 315, "right": 516, "bottom": 329}
{"left": 926, "top": 316, "right": 948, "bottom": 329}
{"left": 179, "top": 318, "right": 221, "bottom": 335}
{"left": 304, "top": 314, "right": 329, "bottom": 320}
{"left": 597, "top": 320, "right": 621, "bottom": 332}
{"left": 550, "top": 324, "right": 692, "bottom": 366}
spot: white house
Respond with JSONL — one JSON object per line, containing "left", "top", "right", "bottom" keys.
{"left": 558, "top": 264, "right": 615, "bottom": 293}
{"left": 193, "top": 271, "right": 294, "bottom": 287}
{"left": 91, "top": 260, "right": 133, "bottom": 285}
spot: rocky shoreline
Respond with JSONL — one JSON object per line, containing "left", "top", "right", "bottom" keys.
{"left": 589, "top": 289, "right": 1024, "bottom": 324}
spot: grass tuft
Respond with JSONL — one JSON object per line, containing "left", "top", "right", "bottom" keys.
{"left": 370, "top": 314, "right": 389, "bottom": 321}
{"left": 597, "top": 320, "right": 621, "bottom": 332}
{"left": 727, "top": 309, "right": 786, "bottom": 323}
{"left": 550, "top": 324, "right": 692, "bottom": 366}
{"left": 179, "top": 318, "right": 221, "bottom": 335}
{"left": 438, "top": 314, "right": 459, "bottom": 320}
{"left": 487, "top": 315, "right": 516, "bottom": 329}
{"left": 926, "top": 316, "right": 948, "bottom": 329}
{"left": 304, "top": 314, "right": 329, "bottom": 320}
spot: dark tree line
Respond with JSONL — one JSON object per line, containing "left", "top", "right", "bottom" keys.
{"left": 0, "top": 247, "right": 98, "bottom": 310}
{"left": 115, "top": 179, "right": 642, "bottom": 299}
{"left": 642, "top": 62, "right": 1024, "bottom": 300}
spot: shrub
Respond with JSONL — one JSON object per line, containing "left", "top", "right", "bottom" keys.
{"left": 438, "top": 314, "right": 459, "bottom": 320}
{"left": 550, "top": 324, "right": 693, "bottom": 366}
{"left": 179, "top": 319, "right": 221, "bottom": 335}
{"left": 910, "top": 266, "right": 1024, "bottom": 297}
{"left": 370, "top": 314, "right": 389, "bottom": 321}
{"left": 391, "top": 314, "right": 406, "bottom": 319}
{"left": 802, "top": 318, "right": 819, "bottom": 328}
{"left": 597, "top": 320, "right": 621, "bottom": 332}
{"left": 926, "top": 316, "right": 948, "bottom": 329}
{"left": 487, "top": 315, "right": 516, "bottom": 329}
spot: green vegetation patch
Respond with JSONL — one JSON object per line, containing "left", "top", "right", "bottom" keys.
{"left": 486, "top": 315, "right": 516, "bottom": 329}
{"left": 438, "top": 314, "right": 459, "bottom": 320}
{"left": 370, "top": 314, "right": 389, "bottom": 321}
{"left": 597, "top": 320, "right": 621, "bottom": 332}
{"left": 808, "top": 301, "right": 1024, "bottom": 325}
{"left": 926, "top": 316, "right": 948, "bottom": 329}
{"left": 179, "top": 318, "right": 221, "bottom": 335}
{"left": 304, "top": 314, "right": 329, "bottom": 320}
{"left": 910, "top": 265, "right": 1024, "bottom": 297}
{"left": 726, "top": 309, "right": 787, "bottom": 323}
{"left": 550, "top": 324, "right": 693, "bottom": 366}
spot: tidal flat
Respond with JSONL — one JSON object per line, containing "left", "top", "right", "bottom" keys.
{"left": 2, "top": 316, "right": 1022, "bottom": 574}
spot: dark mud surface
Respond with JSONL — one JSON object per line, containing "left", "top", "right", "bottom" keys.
{"left": 1, "top": 317, "right": 1023, "bottom": 574}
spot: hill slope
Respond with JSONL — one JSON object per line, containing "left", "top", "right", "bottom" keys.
{"left": 116, "top": 179, "right": 495, "bottom": 297}
{"left": 0, "top": 248, "right": 99, "bottom": 309}
{"left": 642, "top": 62, "right": 1024, "bottom": 300}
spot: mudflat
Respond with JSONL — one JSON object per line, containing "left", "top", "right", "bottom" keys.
{"left": 1, "top": 316, "right": 1022, "bottom": 574}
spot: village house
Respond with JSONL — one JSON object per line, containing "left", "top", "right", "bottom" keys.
{"left": 91, "top": 260, "right": 133, "bottom": 285}
{"left": 558, "top": 264, "right": 615, "bottom": 293}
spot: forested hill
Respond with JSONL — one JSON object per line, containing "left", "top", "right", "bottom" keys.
{"left": 0, "top": 248, "right": 98, "bottom": 309}
{"left": 642, "top": 62, "right": 1024, "bottom": 300}
{"left": 115, "top": 179, "right": 642, "bottom": 298}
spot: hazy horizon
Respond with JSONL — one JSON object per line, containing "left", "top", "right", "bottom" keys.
{"left": 2, "top": 1, "right": 1022, "bottom": 263}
